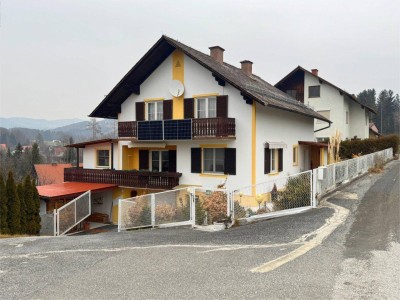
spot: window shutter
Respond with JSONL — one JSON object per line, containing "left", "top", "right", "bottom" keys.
{"left": 184, "top": 98, "right": 194, "bottom": 119}
{"left": 168, "top": 150, "right": 177, "bottom": 173}
{"left": 136, "top": 102, "right": 145, "bottom": 121}
{"left": 264, "top": 148, "right": 271, "bottom": 174}
{"left": 163, "top": 100, "right": 173, "bottom": 120}
{"left": 216, "top": 95, "right": 228, "bottom": 118}
{"left": 191, "top": 148, "right": 201, "bottom": 173}
{"left": 224, "top": 148, "right": 236, "bottom": 175}
{"left": 278, "top": 149, "right": 283, "bottom": 172}
{"left": 139, "top": 150, "right": 149, "bottom": 170}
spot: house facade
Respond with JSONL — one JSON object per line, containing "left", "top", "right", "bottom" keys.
{"left": 57, "top": 36, "right": 330, "bottom": 224}
{"left": 275, "top": 67, "right": 375, "bottom": 141}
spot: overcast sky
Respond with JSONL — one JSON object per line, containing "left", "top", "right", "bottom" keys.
{"left": 0, "top": 0, "right": 399, "bottom": 120}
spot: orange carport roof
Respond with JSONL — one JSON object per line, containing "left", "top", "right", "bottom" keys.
{"left": 37, "top": 182, "right": 118, "bottom": 199}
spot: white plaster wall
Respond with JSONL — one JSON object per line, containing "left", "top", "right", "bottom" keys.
{"left": 349, "top": 100, "right": 369, "bottom": 139}
{"left": 256, "top": 104, "right": 315, "bottom": 182}
{"left": 343, "top": 99, "right": 350, "bottom": 139}
{"left": 304, "top": 73, "right": 345, "bottom": 139}
{"left": 82, "top": 142, "right": 116, "bottom": 169}
{"left": 91, "top": 190, "right": 114, "bottom": 220}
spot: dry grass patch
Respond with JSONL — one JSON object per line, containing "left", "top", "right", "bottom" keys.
{"left": 0, "top": 234, "right": 30, "bottom": 239}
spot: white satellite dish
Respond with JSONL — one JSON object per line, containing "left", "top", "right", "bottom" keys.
{"left": 168, "top": 80, "right": 184, "bottom": 97}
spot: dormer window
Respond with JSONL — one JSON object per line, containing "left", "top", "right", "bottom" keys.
{"left": 196, "top": 97, "right": 216, "bottom": 118}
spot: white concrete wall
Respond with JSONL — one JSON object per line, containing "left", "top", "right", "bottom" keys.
{"left": 91, "top": 190, "right": 114, "bottom": 221}
{"left": 82, "top": 142, "right": 118, "bottom": 169}
{"left": 256, "top": 103, "right": 315, "bottom": 181}
{"left": 349, "top": 100, "right": 369, "bottom": 139}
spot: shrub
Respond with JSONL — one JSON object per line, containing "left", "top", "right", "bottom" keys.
{"left": 155, "top": 203, "right": 176, "bottom": 223}
{"left": 200, "top": 191, "right": 227, "bottom": 224}
{"left": 340, "top": 135, "right": 399, "bottom": 159}
{"left": 273, "top": 173, "right": 311, "bottom": 211}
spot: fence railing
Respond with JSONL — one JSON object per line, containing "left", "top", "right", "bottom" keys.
{"left": 55, "top": 190, "right": 91, "bottom": 236}
{"left": 118, "top": 148, "right": 394, "bottom": 231}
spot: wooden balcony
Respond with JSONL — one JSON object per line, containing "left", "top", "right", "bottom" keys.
{"left": 118, "top": 118, "right": 235, "bottom": 140}
{"left": 64, "top": 168, "right": 182, "bottom": 190}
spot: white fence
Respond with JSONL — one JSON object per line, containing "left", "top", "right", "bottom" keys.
{"left": 118, "top": 148, "right": 393, "bottom": 231}
{"left": 55, "top": 190, "right": 91, "bottom": 236}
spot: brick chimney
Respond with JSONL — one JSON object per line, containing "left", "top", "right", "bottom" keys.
{"left": 209, "top": 46, "right": 225, "bottom": 63}
{"left": 311, "top": 69, "right": 319, "bottom": 76}
{"left": 241, "top": 60, "right": 253, "bottom": 76}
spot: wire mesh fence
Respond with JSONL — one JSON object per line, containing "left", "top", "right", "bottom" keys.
{"left": 232, "top": 171, "right": 312, "bottom": 220}
{"left": 193, "top": 188, "right": 229, "bottom": 225}
{"left": 56, "top": 190, "right": 91, "bottom": 236}
{"left": 154, "top": 189, "right": 191, "bottom": 226}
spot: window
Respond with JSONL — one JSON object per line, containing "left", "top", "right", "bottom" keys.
{"left": 203, "top": 148, "right": 224, "bottom": 173}
{"left": 309, "top": 85, "right": 320, "bottom": 98}
{"left": 346, "top": 111, "right": 349, "bottom": 124}
{"left": 287, "top": 90, "right": 297, "bottom": 98}
{"left": 147, "top": 101, "right": 163, "bottom": 120}
{"left": 316, "top": 110, "right": 330, "bottom": 124}
{"left": 293, "top": 145, "right": 299, "bottom": 166}
{"left": 196, "top": 97, "right": 216, "bottom": 118}
{"left": 150, "top": 150, "right": 169, "bottom": 172}
{"left": 97, "top": 150, "right": 110, "bottom": 167}
{"left": 264, "top": 147, "right": 283, "bottom": 174}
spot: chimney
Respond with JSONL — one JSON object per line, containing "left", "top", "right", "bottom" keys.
{"left": 311, "top": 69, "right": 319, "bottom": 76}
{"left": 209, "top": 46, "right": 225, "bottom": 63}
{"left": 241, "top": 60, "right": 253, "bottom": 76}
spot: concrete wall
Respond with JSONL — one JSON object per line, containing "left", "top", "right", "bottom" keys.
{"left": 82, "top": 142, "right": 118, "bottom": 169}
{"left": 349, "top": 100, "right": 369, "bottom": 139}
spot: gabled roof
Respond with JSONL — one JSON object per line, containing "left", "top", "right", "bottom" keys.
{"left": 90, "top": 36, "right": 331, "bottom": 123}
{"left": 37, "top": 182, "right": 117, "bottom": 200}
{"left": 34, "top": 163, "right": 74, "bottom": 185}
{"left": 275, "top": 66, "right": 376, "bottom": 114}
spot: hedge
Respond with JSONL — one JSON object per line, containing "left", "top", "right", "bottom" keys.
{"left": 340, "top": 134, "right": 399, "bottom": 159}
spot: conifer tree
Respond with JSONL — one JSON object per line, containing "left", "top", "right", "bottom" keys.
{"left": 17, "top": 182, "right": 27, "bottom": 234}
{"left": 24, "top": 176, "right": 34, "bottom": 234}
{"left": 30, "top": 179, "right": 41, "bottom": 234}
{"left": 6, "top": 171, "right": 21, "bottom": 234}
{"left": 0, "top": 174, "right": 9, "bottom": 234}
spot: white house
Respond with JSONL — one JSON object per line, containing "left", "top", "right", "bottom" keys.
{"left": 275, "top": 67, "right": 376, "bottom": 141}
{"left": 46, "top": 36, "right": 331, "bottom": 224}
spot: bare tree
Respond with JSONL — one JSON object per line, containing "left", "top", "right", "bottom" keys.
{"left": 86, "top": 118, "right": 102, "bottom": 140}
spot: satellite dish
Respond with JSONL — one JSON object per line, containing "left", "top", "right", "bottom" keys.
{"left": 168, "top": 80, "right": 184, "bottom": 97}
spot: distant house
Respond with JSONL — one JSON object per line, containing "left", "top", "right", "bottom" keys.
{"left": 34, "top": 163, "right": 75, "bottom": 186}
{"left": 0, "top": 144, "right": 7, "bottom": 152}
{"left": 275, "top": 67, "right": 376, "bottom": 141}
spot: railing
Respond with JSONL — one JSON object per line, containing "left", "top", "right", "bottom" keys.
{"left": 64, "top": 168, "right": 182, "bottom": 190}
{"left": 118, "top": 117, "right": 235, "bottom": 140}
{"left": 192, "top": 118, "right": 235, "bottom": 138}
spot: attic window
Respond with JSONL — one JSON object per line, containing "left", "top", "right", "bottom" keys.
{"left": 287, "top": 90, "right": 297, "bottom": 98}
{"left": 309, "top": 86, "right": 320, "bottom": 98}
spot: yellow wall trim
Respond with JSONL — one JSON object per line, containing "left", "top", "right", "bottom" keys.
{"left": 144, "top": 98, "right": 165, "bottom": 102}
{"left": 94, "top": 147, "right": 111, "bottom": 168}
{"left": 200, "top": 144, "right": 227, "bottom": 148}
{"left": 199, "top": 173, "right": 227, "bottom": 178}
{"left": 293, "top": 144, "right": 299, "bottom": 166}
{"left": 320, "top": 148, "right": 325, "bottom": 166}
{"left": 172, "top": 50, "right": 184, "bottom": 119}
{"left": 192, "top": 93, "right": 219, "bottom": 98}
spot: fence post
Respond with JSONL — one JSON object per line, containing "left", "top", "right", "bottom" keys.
{"left": 117, "top": 199, "right": 121, "bottom": 232}
{"left": 311, "top": 169, "right": 317, "bottom": 208}
{"left": 56, "top": 208, "right": 60, "bottom": 236}
{"left": 151, "top": 194, "right": 155, "bottom": 228}
{"left": 53, "top": 209, "right": 57, "bottom": 236}
{"left": 190, "top": 188, "right": 196, "bottom": 228}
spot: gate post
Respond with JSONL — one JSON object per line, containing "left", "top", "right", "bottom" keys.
{"left": 53, "top": 209, "right": 57, "bottom": 236}
{"left": 117, "top": 199, "right": 121, "bottom": 232}
{"left": 151, "top": 194, "right": 155, "bottom": 228}
{"left": 312, "top": 169, "right": 317, "bottom": 208}
{"left": 190, "top": 187, "right": 195, "bottom": 228}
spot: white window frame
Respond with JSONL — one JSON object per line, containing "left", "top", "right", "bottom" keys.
{"left": 147, "top": 101, "right": 163, "bottom": 121}
{"left": 202, "top": 148, "right": 224, "bottom": 174}
{"left": 96, "top": 149, "right": 110, "bottom": 168}
{"left": 150, "top": 150, "right": 169, "bottom": 172}
{"left": 196, "top": 97, "right": 217, "bottom": 118}
{"left": 270, "top": 149, "right": 278, "bottom": 173}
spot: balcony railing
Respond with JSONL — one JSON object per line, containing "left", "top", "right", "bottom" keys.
{"left": 118, "top": 118, "right": 235, "bottom": 140}
{"left": 64, "top": 168, "right": 182, "bottom": 190}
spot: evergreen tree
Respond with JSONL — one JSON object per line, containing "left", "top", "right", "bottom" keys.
{"left": 376, "top": 90, "right": 400, "bottom": 135}
{"left": 14, "top": 143, "right": 23, "bottom": 159}
{"left": 357, "top": 89, "right": 377, "bottom": 123}
{"left": 31, "top": 143, "right": 41, "bottom": 165}
{"left": 17, "top": 182, "right": 27, "bottom": 234}
{"left": 0, "top": 174, "right": 8, "bottom": 234}
{"left": 6, "top": 171, "right": 21, "bottom": 234}
{"left": 30, "top": 179, "right": 41, "bottom": 235}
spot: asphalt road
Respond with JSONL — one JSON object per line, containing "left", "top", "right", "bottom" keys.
{"left": 0, "top": 160, "right": 399, "bottom": 299}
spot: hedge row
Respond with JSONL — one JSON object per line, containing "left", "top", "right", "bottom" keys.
{"left": 340, "top": 134, "right": 399, "bottom": 159}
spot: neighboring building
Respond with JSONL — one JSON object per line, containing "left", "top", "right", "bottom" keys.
{"left": 0, "top": 144, "right": 7, "bottom": 152}
{"left": 35, "top": 163, "right": 76, "bottom": 186}
{"left": 275, "top": 66, "right": 376, "bottom": 141}
{"left": 40, "top": 36, "right": 330, "bottom": 224}
{"left": 369, "top": 122, "right": 380, "bottom": 138}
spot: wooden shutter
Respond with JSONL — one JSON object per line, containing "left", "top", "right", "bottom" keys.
{"left": 139, "top": 150, "right": 149, "bottom": 170}
{"left": 191, "top": 148, "right": 201, "bottom": 173}
{"left": 163, "top": 100, "right": 173, "bottom": 120}
{"left": 168, "top": 150, "right": 177, "bottom": 172}
{"left": 136, "top": 102, "right": 145, "bottom": 121}
{"left": 184, "top": 98, "right": 194, "bottom": 119}
{"left": 224, "top": 148, "right": 236, "bottom": 175}
{"left": 278, "top": 149, "right": 283, "bottom": 172}
{"left": 264, "top": 148, "right": 271, "bottom": 174}
{"left": 216, "top": 95, "right": 228, "bottom": 118}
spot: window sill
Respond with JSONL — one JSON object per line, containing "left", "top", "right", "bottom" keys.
{"left": 199, "top": 173, "right": 227, "bottom": 178}
{"left": 96, "top": 166, "right": 110, "bottom": 169}
{"left": 267, "top": 172, "right": 280, "bottom": 176}
{"left": 293, "top": 163, "right": 298, "bottom": 167}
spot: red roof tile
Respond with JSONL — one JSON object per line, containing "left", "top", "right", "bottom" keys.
{"left": 37, "top": 182, "right": 117, "bottom": 199}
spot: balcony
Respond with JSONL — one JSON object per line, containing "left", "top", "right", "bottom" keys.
{"left": 64, "top": 168, "right": 182, "bottom": 190}
{"left": 118, "top": 118, "right": 235, "bottom": 140}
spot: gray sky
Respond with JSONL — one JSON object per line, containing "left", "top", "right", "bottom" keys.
{"left": 1, "top": 0, "right": 399, "bottom": 120}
